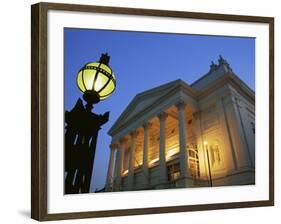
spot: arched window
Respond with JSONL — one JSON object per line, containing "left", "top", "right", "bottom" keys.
{"left": 209, "top": 142, "right": 222, "bottom": 167}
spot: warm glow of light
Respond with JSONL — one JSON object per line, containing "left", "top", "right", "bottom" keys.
{"left": 149, "top": 158, "right": 159, "bottom": 165}
{"left": 203, "top": 141, "right": 208, "bottom": 145}
{"left": 94, "top": 74, "right": 107, "bottom": 91}
{"left": 122, "top": 169, "right": 128, "bottom": 176}
{"left": 148, "top": 147, "right": 179, "bottom": 166}
{"left": 166, "top": 147, "right": 179, "bottom": 160}
{"left": 77, "top": 62, "right": 116, "bottom": 100}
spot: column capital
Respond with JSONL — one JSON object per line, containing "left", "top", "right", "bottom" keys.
{"left": 193, "top": 111, "right": 202, "bottom": 120}
{"left": 119, "top": 136, "right": 127, "bottom": 145}
{"left": 142, "top": 122, "right": 152, "bottom": 130}
{"left": 176, "top": 100, "right": 186, "bottom": 110}
{"left": 109, "top": 143, "right": 119, "bottom": 150}
{"left": 130, "top": 130, "right": 138, "bottom": 138}
{"left": 157, "top": 112, "right": 168, "bottom": 121}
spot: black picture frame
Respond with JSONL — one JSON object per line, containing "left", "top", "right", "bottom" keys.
{"left": 31, "top": 2, "right": 274, "bottom": 221}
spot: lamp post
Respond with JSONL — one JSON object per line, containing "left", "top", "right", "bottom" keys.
{"left": 65, "top": 53, "right": 116, "bottom": 194}
{"left": 204, "top": 141, "right": 213, "bottom": 187}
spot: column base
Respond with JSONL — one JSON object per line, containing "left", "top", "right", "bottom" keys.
{"left": 154, "top": 178, "right": 169, "bottom": 189}
{"left": 105, "top": 185, "right": 113, "bottom": 192}
{"left": 176, "top": 176, "right": 194, "bottom": 188}
{"left": 112, "top": 182, "right": 120, "bottom": 192}
{"left": 154, "top": 184, "right": 168, "bottom": 189}
{"left": 140, "top": 182, "right": 151, "bottom": 190}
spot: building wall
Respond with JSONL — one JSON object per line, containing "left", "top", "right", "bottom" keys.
{"left": 109, "top": 80, "right": 255, "bottom": 191}
{"left": 197, "top": 83, "right": 255, "bottom": 185}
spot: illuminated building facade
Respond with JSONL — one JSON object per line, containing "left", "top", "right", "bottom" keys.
{"left": 105, "top": 56, "right": 255, "bottom": 191}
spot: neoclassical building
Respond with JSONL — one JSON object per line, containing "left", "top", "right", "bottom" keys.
{"left": 105, "top": 56, "right": 255, "bottom": 192}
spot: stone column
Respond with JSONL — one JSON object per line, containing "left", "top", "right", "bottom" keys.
{"left": 142, "top": 122, "right": 150, "bottom": 187}
{"left": 128, "top": 131, "right": 136, "bottom": 190}
{"left": 115, "top": 139, "right": 125, "bottom": 191}
{"left": 105, "top": 144, "right": 115, "bottom": 191}
{"left": 113, "top": 142, "right": 120, "bottom": 191}
{"left": 119, "top": 138, "right": 126, "bottom": 176}
{"left": 176, "top": 101, "right": 190, "bottom": 183}
{"left": 158, "top": 112, "right": 168, "bottom": 187}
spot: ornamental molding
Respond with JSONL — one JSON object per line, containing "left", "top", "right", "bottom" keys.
{"left": 109, "top": 71, "right": 255, "bottom": 140}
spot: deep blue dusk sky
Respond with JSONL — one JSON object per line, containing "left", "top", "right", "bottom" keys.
{"left": 64, "top": 28, "right": 255, "bottom": 192}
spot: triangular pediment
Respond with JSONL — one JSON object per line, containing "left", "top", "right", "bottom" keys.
{"left": 108, "top": 79, "right": 192, "bottom": 135}
{"left": 108, "top": 56, "right": 255, "bottom": 138}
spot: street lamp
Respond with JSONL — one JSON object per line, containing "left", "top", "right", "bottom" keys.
{"left": 204, "top": 141, "right": 213, "bottom": 187}
{"left": 65, "top": 53, "right": 116, "bottom": 194}
{"left": 77, "top": 53, "right": 116, "bottom": 110}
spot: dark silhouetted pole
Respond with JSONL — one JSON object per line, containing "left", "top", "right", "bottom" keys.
{"left": 205, "top": 145, "right": 213, "bottom": 187}
{"left": 65, "top": 99, "right": 109, "bottom": 193}
{"left": 64, "top": 53, "right": 115, "bottom": 194}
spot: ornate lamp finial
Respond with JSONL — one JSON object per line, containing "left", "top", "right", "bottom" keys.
{"left": 99, "top": 53, "right": 110, "bottom": 65}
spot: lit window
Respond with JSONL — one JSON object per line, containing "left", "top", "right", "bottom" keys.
{"left": 210, "top": 144, "right": 221, "bottom": 166}
{"left": 188, "top": 145, "right": 200, "bottom": 178}
{"left": 167, "top": 163, "right": 180, "bottom": 182}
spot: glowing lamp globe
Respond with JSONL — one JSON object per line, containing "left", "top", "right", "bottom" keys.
{"left": 77, "top": 53, "right": 116, "bottom": 107}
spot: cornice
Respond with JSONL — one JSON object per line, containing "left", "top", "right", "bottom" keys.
{"left": 109, "top": 73, "right": 255, "bottom": 137}
{"left": 197, "top": 73, "right": 255, "bottom": 104}
{"left": 108, "top": 80, "right": 196, "bottom": 136}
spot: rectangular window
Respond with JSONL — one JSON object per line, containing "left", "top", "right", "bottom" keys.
{"left": 167, "top": 163, "right": 180, "bottom": 182}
